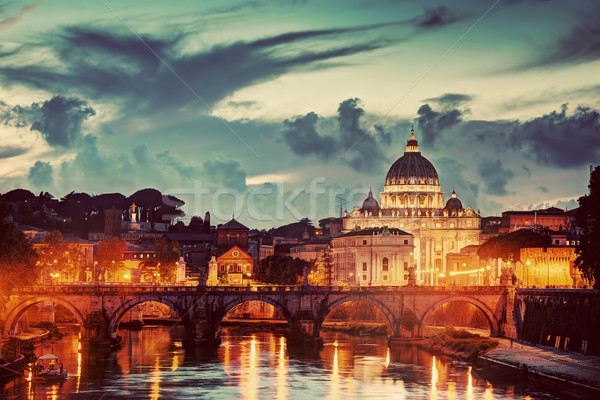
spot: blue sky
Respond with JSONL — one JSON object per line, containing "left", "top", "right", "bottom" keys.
{"left": 0, "top": 0, "right": 599, "bottom": 228}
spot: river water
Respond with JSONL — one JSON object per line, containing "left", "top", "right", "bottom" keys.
{"left": 1, "top": 326, "right": 568, "bottom": 399}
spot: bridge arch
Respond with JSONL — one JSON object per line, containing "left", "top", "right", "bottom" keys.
{"left": 3, "top": 296, "right": 86, "bottom": 336}
{"left": 107, "top": 296, "right": 182, "bottom": 338}
{"left": 316, "top": 295, "right": 398, "bottom": 337}
{"left": 214, "top": 296, "right": 294, "bottom": 332}
{"left": 418, "top": 296, "right": 499, "bottom": 337}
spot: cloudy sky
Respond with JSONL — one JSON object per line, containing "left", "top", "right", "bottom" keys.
{"left": 0, "top": 0, "right": 599, "bottom": 228}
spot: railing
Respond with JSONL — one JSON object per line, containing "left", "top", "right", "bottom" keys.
{"left": 12, "top": 284, "right": 510, "bottom": 295}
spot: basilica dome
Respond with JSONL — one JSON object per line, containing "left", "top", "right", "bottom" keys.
{"left": 384, "top": 129, "right": 439, "bottom": 187}
{"left": 361, "top": 189, "right": 380, "bottom": 214}
{"left": 444, "top": 190, "right": 463, "bottom": 210}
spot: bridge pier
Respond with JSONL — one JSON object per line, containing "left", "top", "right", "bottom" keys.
{"left": 184, "top": 319, "right": 221, "bottom": 348}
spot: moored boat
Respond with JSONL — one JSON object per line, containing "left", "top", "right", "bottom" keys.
{"left": 32, "top": 354, "right": 67, "bottom": 381}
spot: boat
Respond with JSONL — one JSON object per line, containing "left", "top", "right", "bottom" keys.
{"left": 32, "top": 354, "right": 67, "bottom": 381}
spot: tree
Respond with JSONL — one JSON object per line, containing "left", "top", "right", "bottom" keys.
{"left": 188, "top": 216, "right": 204, "bottom": 233}
{"left": 0, "top": 203, "right": 39, "bottom": 299}
{"left": 254, "top": 253, "right": 310, "bottom": 285}
{"left": 37, "top": 230, "right": 87, "bottom": 282}
{"left": 140, "top": 238, "right": 180, "bottom": 283}
{"left": 575, "top": 166, "right": 600, "bottom": 288}
{"left": 477, "top": 230, "right": 551, "bottom": 262}
{"left": 96, "top": 237, "right": 127, "bottom": 282}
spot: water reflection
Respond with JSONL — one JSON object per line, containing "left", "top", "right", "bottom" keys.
{"left": 0, "top": 326, "right": 566, "bottom": 400}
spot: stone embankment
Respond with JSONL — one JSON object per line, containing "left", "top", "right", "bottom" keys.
{"left": 480, "top": 338, "right": 600, "bottom": 398}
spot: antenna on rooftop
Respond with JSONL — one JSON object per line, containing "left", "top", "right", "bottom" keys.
{"left": 336, "top": 196, "right": 347, "bottom": 218}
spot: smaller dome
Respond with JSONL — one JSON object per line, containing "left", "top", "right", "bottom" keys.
{"left": 362, "top": 189, "right": 380, "bottom": 214}
{"left": 445, "top": 189, "right": 463, "bottom": 210}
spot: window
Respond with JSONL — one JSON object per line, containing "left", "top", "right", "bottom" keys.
{"left": 220, "top": 265, "right": 225, "bottom": 272}
{"left": 555, "top": 239, "right": 560, "bottom": 245}
{"left": 404, "top": 274, "right": 409, "bottom": 280}
{"left": 383, "top": 275, "right": 388, "bottom": 280}
{"left": 382, "top": 258, "right": 389, "bottom": 272}
{"left": 404, "top": 262, "right": 408, "bottom": 271}
{"left": 363, "top": 240, "right": 367, "bottom": 245}
{"left": 404, "top": 239, "right": 408, "bottom": 245}
{"left": 362, "top": 275, "right": 366, "bottom": 280}
{"left": 363, "top": 262, "right": 368, "bottom": 271}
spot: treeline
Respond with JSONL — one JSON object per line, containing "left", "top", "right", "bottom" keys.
{"left": 0, "top": 188, "right": 185, "bottom": 235}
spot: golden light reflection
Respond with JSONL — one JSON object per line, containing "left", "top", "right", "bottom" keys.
{"left": 276, "top": 336, "right": 287, "bottom": 400}
{"left": 240, "top": 336, "right": 258, "bottom": 400}
{"left": 329, "top": 343, "right": 340, "bottom": 400}
{"left": 76, "top": 351, "right": 82, "bottom": 393}
{"left": 27, "top": 369, "right": 33, "bottom": 400}
{"left": 385, "top": 347, "right": 390, "bottom": 369}
{"left": 467, "top": 366, "right": 473, "bottom": 400}
{"left": 430, "top": 356, "right": 438, "bottom": 400}
{"left": 447, "top": 382, "right": 457, "bottom": 400}
{"left": 250, "top": 335, "right": 256, "bottom": 369}
{"left": 172, "top": 354, "right": 179, "bottom": 372}
{"left": 483, "top": 385, "right": 494, "bottom": 400}
{"left": 150, "top": 356, "right": 161, "bottom": 400}
{"left": 50, "top": 383, "right": 58, "bottom": 400}
{"left": 223, "top": 340, "right": 231, "bottom": 377}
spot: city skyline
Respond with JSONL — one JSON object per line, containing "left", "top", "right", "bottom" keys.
{"left": 0, "top": 0, "right": 599, "bottom": 227}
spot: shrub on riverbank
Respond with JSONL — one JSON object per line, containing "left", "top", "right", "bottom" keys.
{"left": 33, "top": 322, "right": 64, "bottom": 340}
{"left": 321, "top": 322, "right": 390, "bottom": 336}
{"left": 420, "top": 326, "right": 499, "bottom": 360}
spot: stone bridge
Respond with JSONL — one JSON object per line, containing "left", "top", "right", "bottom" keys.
{"left": 1, "top": 284, "right": 518, "bottom": 347}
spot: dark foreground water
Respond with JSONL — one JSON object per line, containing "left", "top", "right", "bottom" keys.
{"left": 1, "top": 326, "right": 569, "bottom": 399}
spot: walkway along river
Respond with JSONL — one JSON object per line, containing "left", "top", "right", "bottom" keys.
{"left": 0, "top": 325, "right": 580, "bottom": 399}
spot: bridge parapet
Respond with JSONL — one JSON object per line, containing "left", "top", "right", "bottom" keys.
{"left": 3, "top": 284, "right": 515, "bottom": 348}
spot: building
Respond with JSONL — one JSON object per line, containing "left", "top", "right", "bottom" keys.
{"left": 289, "top": 239, "right": 331, "bottom": 262}
{"left": 215, "top": 245, "right": 254, "bottom": 285}
{"left": 517, "top": 247, "right": 586, "bottom": 288}
{"left": 343, "top": 129, "right": 481, "bottom": 284}
{"left": 217, "top": 216, "right": 249, "bottom": 253}
{"left": 446, "top": 245, "right": 489, "bottom": 286}
{"left": 500, "top": 207, "right": 570, "bottom": 233}
{"left": 331, "top": 227, "right": 414, "bottom": 286}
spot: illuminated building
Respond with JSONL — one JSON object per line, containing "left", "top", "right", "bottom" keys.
{"left": 343, "top": 129, "right": 481, "bottom": 284}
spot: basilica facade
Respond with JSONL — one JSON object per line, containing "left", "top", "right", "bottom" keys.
{"left": 342, "top": 129, "right": 481, "bottom": 285}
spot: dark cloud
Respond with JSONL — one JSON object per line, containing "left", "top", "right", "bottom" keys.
{"left": 203, "top": 158, "right": 247, "bottom": 192}
{"left": 28, "top": 160, "right": 53, "bottom": 188}
{"left": 0, "top": 24, "right": 393, "bottom": 121}
{"left": 435, "top": 157, "right": 479, "bottom": 208}
{"left": 283, "top": 112, "right": 336, "bottom": 158}
{"left": 157, "top": 151, "right": 197, "bottom": 179}
{"left": 0, "top": 95, "right": 95, "bottom": 148}
{"left": 283, "top": 98, "right": 390, "bottom": 173}
{"left": 477, "top": 158, "right": 514, "bottom": 196}
{"left": 415, "top": 103, "right": 463, "bottom": 147}
{"left": 537, "top": 185, "right": 548, "bottom": 193}
{"left": 423, "top": 93, "right": 473, "bottom": 108}
{"left": 338, "top": 98, "right": 388, "bottom": 172}
{"left": 509, "top": 104, "right": 600, "bottom": 168}
{"left": 0, "top": 100, "right": 37, "bottom": 128}
{"left": 30, "top": 96, "right": 95, "bottom": 147}
{"left": 521, "top": 12, "right": 600, "bottom": 68}
{"left": 411, "top": 6, "right": 463, "bottom": 29}
{"left": 0, "top": 146, "right": 27, "bottom": 159}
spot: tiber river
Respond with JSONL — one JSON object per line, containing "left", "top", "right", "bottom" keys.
{"left": 1, "top": 326, "right": 569, "bottom": 399}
